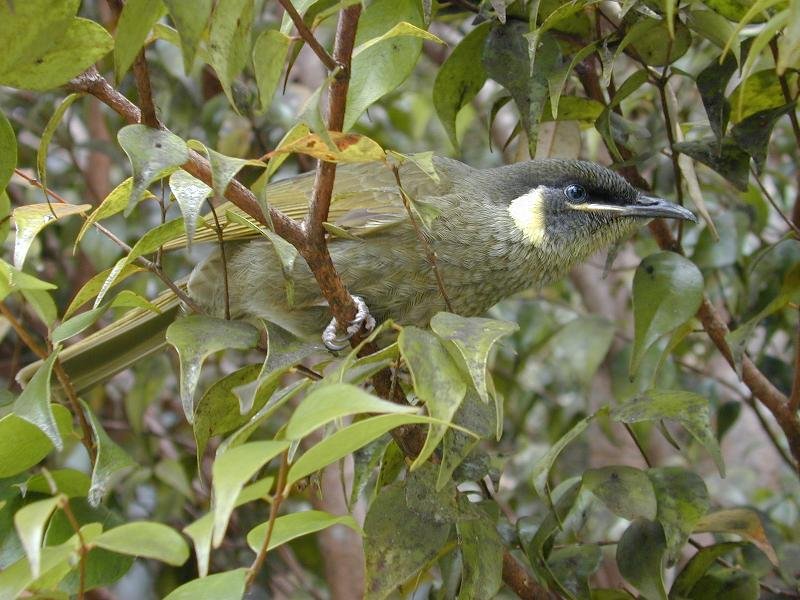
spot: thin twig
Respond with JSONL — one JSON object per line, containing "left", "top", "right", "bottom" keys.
{"left": 206, "top": 199, "right": 231, "bottom": 320}
{"left": 59, "top": 497, "right": 87, "bottom": 600}
{"left": 276, "top": 0, "right": 338, "bottom": 71}
{"left": 746, "top": 395, "right": 797, "bottom": 472}
{"left": 247, "top": 451, "right": 289, "bottom": 587}
{"left": 624, "top": 423, "right": 654, "bottom": 468}
{"left": 750, "top": 166, "right": 800, "bottom": 237}
{"left": 789, "top": 313, "right": 800, "bottom": 413}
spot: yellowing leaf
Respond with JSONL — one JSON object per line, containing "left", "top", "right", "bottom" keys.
{"left": 12, "top": 203, "right": 91, "bottom": 268}
{"left": 269, "top": 132, "right": 386, "bottom": 164}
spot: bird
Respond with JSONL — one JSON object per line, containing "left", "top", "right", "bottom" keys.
{"left": 25, "top": 156, "right": 695, "bottom": 392}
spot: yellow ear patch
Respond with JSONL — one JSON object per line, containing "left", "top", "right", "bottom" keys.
{"left": 508, "top": 187, "right": 547, "bottom": 246}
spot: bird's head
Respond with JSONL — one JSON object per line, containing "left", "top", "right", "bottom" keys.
{"left": 496, "top": 159, "right": 696, "bottom": 256}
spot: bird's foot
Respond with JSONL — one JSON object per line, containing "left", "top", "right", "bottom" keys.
{"left": 322, "top": 295, "right": 376, "bottom": 351}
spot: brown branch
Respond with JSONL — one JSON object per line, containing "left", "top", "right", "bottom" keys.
{"left": 276, "top": 0, "right": 338, "bottom": 71}
{"left": 247, "top": 451, "right": 289, "bottom": 587}
{"left": 132, "top": 51, "right": 159, "bottom": 128}
{"left": 791, "top": 313, "right": 800, "bottom": 413}
{"left": 502, "top": 552, "right": 555, "bottom": 599}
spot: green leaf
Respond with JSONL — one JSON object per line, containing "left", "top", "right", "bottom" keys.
{"left": 286, "top": 383, "right": 416, "bottom": 440}
{"left": 117, "top": 125, "right": 189, "bottom": 215}
{"left": 617, "top": 519, "right": 668, "bottom": 600}
{"left": 76, "top": 179, "right": 143, "bottom": 249}
{"left": 0, "top": 532, "right": 81, "bottom": 599}
{"left": 612, "top": 390, "right": 724, "bottom": 476}
{"left": 457, "top": 504, "right": 504, "bottom": 599}
{"left": 625, "top": 18, "right": 692, "bottom": 66}
{"left": 0, "top": 110, "right": 17, "bottom": 193}
{"left": 728, "top": 69, "right": 797, "bottom": 123}
{"left": 439, "top": 391, "right": 495, "bottom": 488}
{"left": 22, "top": 288, "right": 57, "bottom": 328}
{"left": 673, "top": 137, "right": 751, "bottom": 190}
{"left": 730, "top": 103, "right": 796, "bottom": 172}
{"left": 188, "top": 140, "right": 265, "bottom": 201}
{"left": 583, "top": 465, "right": 657, "bottom": 521}
{"left": 670, "top": 542, "right": 746, "bottom": 597}
{"left": 169, "top": 170, "right": 212, "bottom": 248}
{"left": 64, "top": 264, "right": 144, "bottom": 318}
{"left": 399, "top": 326, "right": 467, "bottom": 469}
{"left": 0, "top": 405, "right": 72, "bottom": 477}
{"left": 207, "top": 0, "right": 253, "bottom": 111}
{"left": 94, "top": 521, "right": 189, "bottom": 566}
{"left": 13, "top": 350, "right": 62, "bottom": 450}
{"left": 531, "top": 411, "right": 598, "bottom": 498}
{"left": 631, "top": 252, "right": 704, "bottom": 374}
{"left": 24, "top": 469, "right": 91, "bottom": 498}
{"left": 0, "top": 18, "right": 113, "bottom": 91}
{"left": 52, "top": 305, "right": 108, "bottom": 344}
{"left": 433, "top": 22, "right": 491, "bottom": 147}
{"left": 14, "top": 495, "right": 62, "bottom": 578}
{"left": 547, "top": 544, "right": 603, "bottom": 600}
{"left": 81, "top": 400, "right": 137, "bottom": 506}
{"left": 12, "top": 203, "right": 91, "bottom": 269}
{"left": 163, "top": 568, "right": 248, "bottom": 600}
{"left": 211, "top": 440, "right": 289, "bottom": 547}
{"left": 252, "top": 29, "right": 291, "bottom": 114}
{"left": 364, "top": 483, "right": 451, "bottom": 600}
{"left": 687, "top": 10, "right": 739, "bottom": 57}
{"left": 343, "top": 0, "right": 424, "bottom": 130}
{"left": 0, "top": 191, "right": 10, "bottom": 245}
{"left": 163, "top": 0, "right": 213, "bottom": 73}
{"left": 519, "top": 479, "right": 582, "bottom": 571}
{"left": 114, "top": 0, "right": 166, "bottom": 81}
{"left": 546, "top": 315, "right": 615, "bottom": 388}
{"left": 286, "top": 413, "right": 446, "bottom": 488}
{"left": 648, "top": 467, "right": 709, "bottom": 559}
{"left": 693, "top": 508, "right": 778, "bottom": 566}
{"left": 697, "top": 53, "right": 737, "bottom": 144}
{"left": 247, "top": 510, "right": 360, "bottom": 553}
{"left": 354, "top": 21, "right": 443, "bottom": 56}
{"left": 688, "top": 567, "right": 759, "bottom": 599}
{"left": 405, "top": 463, "right": 459, "bottom": 524}
{"left": 165, "top": 315, "right": 259, "bottom": 421}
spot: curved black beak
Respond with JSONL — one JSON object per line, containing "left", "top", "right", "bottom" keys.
{"left": 621, "top": 194, "right": 697, "bottom": 222}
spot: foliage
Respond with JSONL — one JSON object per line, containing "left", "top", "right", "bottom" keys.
{"left": 1, "top": 0, "right": 799, "bottom": 598}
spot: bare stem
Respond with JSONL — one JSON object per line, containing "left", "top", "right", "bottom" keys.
{"left": 276, "top": 0, "right": 338, "bottom": 71}
{"left": 247, "top": 451, "right": 289, "bottom": 587}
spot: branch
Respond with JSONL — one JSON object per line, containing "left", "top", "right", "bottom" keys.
{"left": 276, "top": 0, "right": 338, "bottom": 71}
{"left": 132, "top": 51, "right": 159, "bottom": 128}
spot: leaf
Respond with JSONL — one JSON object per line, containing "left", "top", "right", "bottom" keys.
{"left": 269, "top": 132, "right": 385, "bottom": 163}
{"left": 625, "top": 18, "right": 692, "bottom": 66}
{"left": 76, "top": 179, "right": 144, "bottom": 249}
{"left": 165, "top": 315, "right": 259, "bottom": 421}
{"left": 13, "top": 350, "right": 62, "bottom": 450}
{"left": 247, "top": 510, "right": 360, "bottom": 553}
{"left": 0, "top": 110, "right": 17, "bottom": 194}
{"left": 81, "top": 400, "right": 137, "bottom": 506}
{"left": 531, "top": 411, "right": 598, "bottom": 498}
{"left": 163, "top": 568, "right": 248, "bottom": 600}
{"left": 286, "top": 383, "right": 416, "bottom": 440}
{"left": 0, "top": 18, "right": 114, "bottom": 91}
{"left": 583, "top": 465, "right": 657, "bottom": 521}
{"left": 697, "top": 53, "right": 737, "bottom": 144}
{"left": 439, "top": 391, "right": 494, "bottom": 488}
{"left": 343, "top": 0, "right": 424, "bottom": 130}
{"left": 457, "top": 503, "right": 504, "bottom": 599}
{"left": 728, "top": 68, "right": 798, "bottom": 123}
{"left": 364, "top": 483, "right": 451, "bottom": 600}
{"left": 730, "top": 103, "right": 796, "bottom": 172}
{"left": 94, "top": 521, "right": 189, "bottom": 566}
{"left": 519, "top": 479, "right": 583, "bottom": 569}
{"left": 22, "top": 288, "right": 57, "bottom": 328}
{"left": 546, "top": 315, "right": 615, "bottom": 388}
{"left": 617, "top": 519, "right": 668, "bottom": 600}
{"left": 189, "top": 140, "right": 265, "bottom": 202}
{"left": 64, "top": 263, "right": 144, "bottom": 318}
{"left": 670, "top": 542, "right": 746, "bottom": 597}
{"left": 631, "top": 252, "right": 704, "bottom": 374}
{"left": 14, "top": 495, "right": 61, "bottom": 577}
{"left": 23, "top": 469, "right": 91, "bottom": 498}
{"left": 693, "top": 508, "right": 778, "bottom": 565}
{"left": 354, "top": 21, "right": 443, "bottom": 56}
{"left": 776, "top": 0, "right": 800, "bottom": 74}
{"left": 163, "top": 0, "right": 213, "bottom": 73}
{"left": 612, "top": 390, "right": 724, "bottom": 476}
{"left": 115, "top": 0, "right": 166, "bottom": 81}
{"left": 211, "top": 440, "right": 289, "bottom": 547}
{"left": 0, "top": 405, "right": 72, "bottom": 477}
{"left": 207, "top": 0, "right": 253, "bottom": 111}
{"left": 399, "top": 326, "right": 467, "bottom": 470}
{"left": 286, "top": 413, "right": 446, "bottom": 488}
{"left": 405, "top": 463, "right": 459, "bottom": 524}
{"left": 433, "top": 22, "right": 491, "bottom": 147}
{"left": 252, "top": 29, "right": 290, "bottom": 114}
{"left": 688, "top": 567, "right": 760, "bottom": 599}
{"left": 674, "top": 137, "right": 751, "bottom": 191}
{"left": 169, "top": 170, "right": 212, "bottom": 248}
{"left": 648, "top": 467, "right": 709, "bottom": 560}
{"left": 12, "top": 203, "right": 91, "bottom": 269}
{"left": 547, "top": 544, "right": 603, "bottom": 600}
{"left": 117, "top": 125, "right": 189, "bottom": 215}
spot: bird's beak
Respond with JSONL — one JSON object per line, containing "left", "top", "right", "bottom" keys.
{"left": 619, "top": 195, "right": 698, "bottom": 222}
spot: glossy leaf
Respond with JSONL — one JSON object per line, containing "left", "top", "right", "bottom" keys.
{"left": 433, "top": 22, "right": 491, "bottom": 147}
{"left": 670, "top": 542, "right": 746, "bottom": 597}
{"left": 252, "top": 29, "right": 291, "bottom": 114}
{"left": 0, "top": 110, "right": 17, "bottom": 194}
{"left": 24, "top": 469, "right": 91, "bottom": 498}
{"left": 82, "top": 400, "right": 137, "bottom": 506}
{"left": 247, "top": 510, "right": 360, "bottom": 553}
{"left": 211, "top": 440, "right": 289, "bottom": 547}
{"left": 286, "top": 383, "right": 416, "bottom": 440}
{"left": 163, "top": 0, "right": 213, "bottom": 73}
{"left": 631, "top": 252, "right": 704, "bottom": 374}
{"left": 64, "top": 265, "right": 144, "bottom": 319}
{"left": 728, "top": 69, "right": 798, "bottom": 124}
{"left": 118, "top": 125, "right": 189, "bottom": 215}
{"left": 207, "top": 0, "right": 254, "bottom": 110}
{"left": 13, "top": 350, "right": 62, "bottom": 450}
{"left": 617, "top": 519, "right": 668, "bottom": 600}
{"left": 648, "top": 467, "right": 709, "bottom": 559}
{"left": 14, "top": 495, "right": 61, "bottom": 577}
{"left": 612, "top": 390, "right": 724, "bottom": 476}
{"left": 13, "top": 203, "right": 91, "bottom": 269}
{"left": 94, "top": 521, "right": 189, "bottom": 566}
{"left": 693, "top": 508, "right": 778, "bottom": 565}
{"left": 399, "top": 326, "right": 467, "bottom": 469}
{"left": 165, "top": 315, "right": 259, "bottom": 421}
{"left": 0, "top": 405, "right": 72, "bottom": 477}
{"left": 583, "top": 465, "right": 657, "bottom": 521}
{"left": 531, "top": 411, "right": 598, "bottom": 498}
{"left": 163, "top": 568, "right": 248, "bottom": 600}
{"left": 169, "top": 170, "right": 212, "bottom": 248}
{"left": 364, "top": 483, "right": 450, "bottom": 600}
{"left": 115, "top": 0, "right": 166, "bottom": 81}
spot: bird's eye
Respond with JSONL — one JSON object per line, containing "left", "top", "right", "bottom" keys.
{"left": 564, "top": 184, "right": 587, "bottom": 202}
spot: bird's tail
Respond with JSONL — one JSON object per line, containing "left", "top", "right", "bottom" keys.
{"left": 16, "top": 289, "right": 181, "bottom": 393}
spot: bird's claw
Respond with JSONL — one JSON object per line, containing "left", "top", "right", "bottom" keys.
{"left": 322, "top": 295, "right": 376, "bottom": 351}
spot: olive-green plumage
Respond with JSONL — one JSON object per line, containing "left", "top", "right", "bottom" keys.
{"left": 29, "top": 156, "right": 694, "bottom": 391}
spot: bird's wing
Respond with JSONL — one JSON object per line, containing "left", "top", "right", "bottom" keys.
{"left": 163, "top": 159, "right": 449, "bottom": 250}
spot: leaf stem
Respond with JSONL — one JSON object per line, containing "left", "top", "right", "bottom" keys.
{"left": 247, "top": 451, "right": 289, "bottom": 587}
{"left": 276, "top": 0, "right": 338, "bottom": 71}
